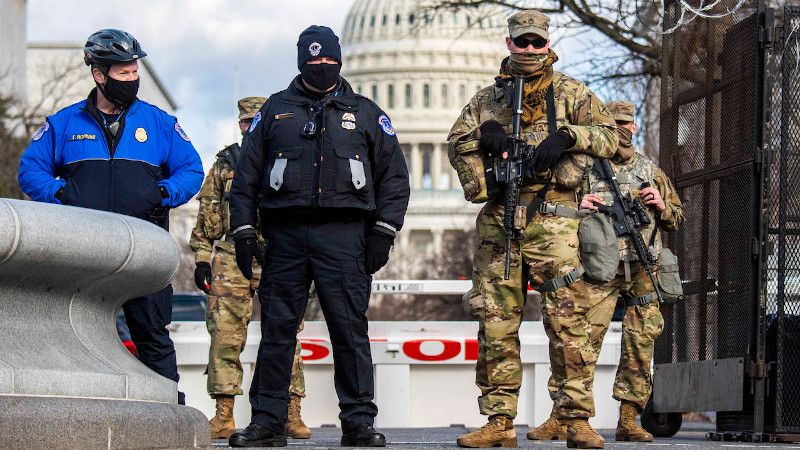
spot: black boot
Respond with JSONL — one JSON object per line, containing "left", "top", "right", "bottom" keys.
{"left": 229, "top": 423, "right": 287, "bottom": 447}
{"left": 341, "top": 423, "right": 386, "bottom": 447}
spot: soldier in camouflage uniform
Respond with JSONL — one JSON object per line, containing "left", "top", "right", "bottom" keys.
{"left": 448, "top": 10, "right": 618, "bottom": 449}
{"left": 190, "top": 97, "right": 310, "bottom": 440}
{"left": 529, "top": 100, "right": 684, "bottom": 443}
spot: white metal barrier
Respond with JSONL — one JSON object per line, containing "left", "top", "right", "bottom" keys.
{"left": 172, "top": 280, "right": 625, "bottom": 430}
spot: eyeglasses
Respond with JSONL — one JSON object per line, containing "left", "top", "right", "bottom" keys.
{"left": 511, "top": 36, "right": 548, "bottom": 49}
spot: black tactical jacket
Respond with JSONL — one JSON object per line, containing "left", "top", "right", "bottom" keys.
{"left": 230, "top": 76, "right": 409, "bottom": 235}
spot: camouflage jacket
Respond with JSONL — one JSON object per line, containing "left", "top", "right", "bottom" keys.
{"left": 588, "top": 152, "right": 684, "bottom": 261}
{"left": 190, "top": 144, "right": 264, "bottom": 264}
{"left": 447, "top": 71, "right": 618, "bottom": 191}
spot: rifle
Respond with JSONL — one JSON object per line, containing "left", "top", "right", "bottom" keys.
{"left": 494, "top": 75, "right": 527, "bottom": 280}
{"left": 592, "top": 158, "right": 664, "bottom": 303}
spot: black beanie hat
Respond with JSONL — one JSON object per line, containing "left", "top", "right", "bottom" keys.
{"left": 297, "top": 25, "right": 341, "bottom": 70}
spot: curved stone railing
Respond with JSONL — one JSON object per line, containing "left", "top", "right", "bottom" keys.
{"left": 0, "top": 198, "right": 209, "bottom": 449}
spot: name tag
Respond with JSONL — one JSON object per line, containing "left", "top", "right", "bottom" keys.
{"left": 68, "top": 134, "right": 97, "bottom": 141}
{"left": 274, "top": 113, "right": 293, "bottom": 120}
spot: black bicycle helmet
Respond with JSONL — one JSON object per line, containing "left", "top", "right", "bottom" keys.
{"left": 83, "top": 29, "right": 146, "bottom": 67}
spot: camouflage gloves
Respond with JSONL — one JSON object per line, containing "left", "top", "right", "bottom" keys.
{"left": 478, "top": 120, "right": 507, "bottom": 156}
{"left": 525, "top": 129, "right": 575, "bottom": 176}
{"left": 194, "top": 262, "right": 211, "bottom": 293}
{"left": 365, "top": 232, "right": 393, "bottom": 275}
{"left": 233, "top": 227, "right": 264, "bottom": 280}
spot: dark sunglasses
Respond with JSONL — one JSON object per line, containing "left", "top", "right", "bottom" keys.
{"left": 511, "top": 35, "right": 548, "bottom": 49}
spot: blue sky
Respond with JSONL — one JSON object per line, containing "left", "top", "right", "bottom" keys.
{"left": 26, "top": 1, "right": 615, "bottom": 170}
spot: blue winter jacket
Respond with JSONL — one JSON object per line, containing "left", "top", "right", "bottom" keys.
{"left": 19, "top": 92, "right": 203, "bottom": 222}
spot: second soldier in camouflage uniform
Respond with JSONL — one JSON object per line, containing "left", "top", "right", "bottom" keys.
{"left": 448, "top": 10, "right": 618, "bottom": 449}
{"left": 529, "top": 100, "right": 684, "bottom": 443}
{"left": 190, "top": 97, "right": 310, "bottom": 440}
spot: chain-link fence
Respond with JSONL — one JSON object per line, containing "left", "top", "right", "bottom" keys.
{"left": 656, "top": 0, "right": 800, "bottom": 438}
{"left": 764, "top": 5, "right": 800, "bottom": 434}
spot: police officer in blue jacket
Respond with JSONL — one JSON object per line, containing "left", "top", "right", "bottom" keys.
{"left": 18, "top": 29, "right": 204, "bottom": 403}
{"left": 228, "top": 26, "right": 410, "bottom": 447}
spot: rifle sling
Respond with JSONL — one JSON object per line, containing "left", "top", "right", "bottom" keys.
{"left": 524, "top": 84, "right": 558, "bottom": 224}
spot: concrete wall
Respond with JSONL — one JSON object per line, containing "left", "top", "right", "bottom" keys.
{"left": 0, "top": 0, "right": 26, "bottom": 102}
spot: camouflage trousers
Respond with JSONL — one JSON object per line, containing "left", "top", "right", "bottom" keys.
{"left": 207, "top": 243, "right": 305, "bottom": 398}
{"left": 472, "top": 193, "right": 602, "bottom": 420}
{"left": 545, "top": 261, "right": 665, "bottom": 409}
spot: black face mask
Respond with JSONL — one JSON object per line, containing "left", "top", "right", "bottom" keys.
{"left": 300, "top": 63, "right": 341, "bottom": 92}
{"left": 98, "top": 76, "right": 139, "bottom": 107}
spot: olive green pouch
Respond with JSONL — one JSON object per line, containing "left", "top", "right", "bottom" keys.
{"left": 453, "top": 139, "right": 490, "bottom": 204}
{"left": 578, "top": 211, "right": 620, "bottom": 282}
{"left": 657, "top": 248, "right": 683, "bottom": 304}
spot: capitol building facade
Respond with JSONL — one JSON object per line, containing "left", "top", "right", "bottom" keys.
{"left": 340, "top": 0, "right": 508, "bottom": 278}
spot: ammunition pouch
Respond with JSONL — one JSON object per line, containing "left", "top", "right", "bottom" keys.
{"left": 203, "top": 200, "right": 225, "bottom": 241}
{"left": 453, "top": 139, "right": 493, "bottom": 203}
{"left": 656, "top": 247, "right": 683, "bottom": 304}
{"left": 578, "top": 211, "right": 620, "bottom": 282}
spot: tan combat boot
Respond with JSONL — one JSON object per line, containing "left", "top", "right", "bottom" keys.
{"left": 563, "top": 417, "right": 604, "bottom": 449}
{"left": 209, "top": 395, "right": 236, "bottom": 439}
{"left": 526, "top": 404, "right": 566, "bottom": 440}
{"left": 285, "top": 394, "right": 311, "bottom": 439}
{"left": 615, "top": 401, "right": 653, "bottom": 442}
{"left": 456, "top": 415, "right": 517, "bottom": 448}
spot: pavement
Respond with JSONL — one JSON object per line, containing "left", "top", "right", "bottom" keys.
{"left": 207, "top": 422, "right": 800, "bottom": 448}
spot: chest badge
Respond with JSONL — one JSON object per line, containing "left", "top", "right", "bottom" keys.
{"left": 342, "top": 112, "right": 356, "bottom": 130}
{"left": 135, "top": 127, "right": 148, "bottom": 143}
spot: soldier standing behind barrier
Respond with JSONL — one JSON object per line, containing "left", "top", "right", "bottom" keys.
{"left": 448, "top": 10, "right": 618, "bottom": 449}
{"left": 189, "top": 97, "right": 310, "bottom": 440}
{"left": 528, "top": 100, "right": 684, "bottom": 443}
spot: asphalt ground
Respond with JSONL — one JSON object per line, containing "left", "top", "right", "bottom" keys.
{"left": 208, "top": 422, "right": 800, "bottom": 449}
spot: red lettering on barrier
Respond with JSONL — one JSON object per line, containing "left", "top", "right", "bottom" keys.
{"left": 403, "top": 339, "right": 461, "bottom": 361}
{"left": 299, "top": 341, "right": 330, "bottom": 361}
{"left": 464, "top": 339, "right": 479, "bottom": 361}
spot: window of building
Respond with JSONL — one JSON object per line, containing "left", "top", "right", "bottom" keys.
{"left": 424, "top": 14, "right": 430, "bottom": 25}
{"left": 370, "top": 15, "right": 375, "bottom": 27}
{"left": 401, "top": 144, "right": 412, "bottom": 186}
{"left": 371, "top": 84, "right": 378, "bottom": 103}
{"left": 441, "top": 84, "right": 448, "bottom": 108}
{"left": 466, "top": 15, "right": 471, "bottom": 27}
{"left": 405, "top": 84, "right": 412, "bottom": 108}
{"left": 423, "top": 84, "right": 430, "bottom": 108}
{"left": 396, "top": 14, "right": 401, "bottom": 25}
{"left": 459, "top": 84, "right": 466, "bottom": 104}
{"left": 453, "top": 12, "right": 458, "bottom": 24}
{"left": 409, "top": 13, "right": 415, "bottom": 25}
{"left": 422, "top": 149, "right": 432, "bottom": 190}
{"left": 440, "top": 144, "right": 451, "bottom": 188}
{"left": 360, "top": 16, "right": 364, "bottom": 29}
{"left": 388, "top": 84, "right": 395, "bottom": 108}
{"left": 357, "top": 84, "right": 362, "bottom": 95}
{"left": 382, "top": 15, "right": 387, "bottom": 26}
{"left": 475, "top": 84, "right": 481, "bottom": 94}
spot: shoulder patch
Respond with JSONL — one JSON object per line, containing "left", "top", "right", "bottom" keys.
{"left": 248, "top": 111, "right": 262, "bottom": 133}
{"left": 175, "top": 122, "right": 191, "bottom": 142}
{"left": 32, "top": 122, "right": 49, "bottom": 142}
{"left": 378, "top": 114, "right": 395, "bottom": 136}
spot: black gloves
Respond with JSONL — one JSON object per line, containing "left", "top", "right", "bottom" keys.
{"left": 525, "top": 129, "right": 575, "bottom": 176}
{"left": 194, "top": 262, "right": 211, "bottom": 293}
{"left": 365, "top": 232, "right": 394, "bottom": 275}
{"left": 478, "top": 120, "right": 507, "bottom": 156}
{"left": 234, "top": 227, "right": 264, "bottom": 280}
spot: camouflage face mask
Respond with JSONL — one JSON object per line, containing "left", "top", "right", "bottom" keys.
{"left": 508, "top": 52, "right": 550, "bottom": 75}
{"left": 614, "top": 126, "right": 635, "bottom": 163}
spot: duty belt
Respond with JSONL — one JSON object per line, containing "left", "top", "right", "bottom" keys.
{"left": 624, "top": 292, "right": 657, "bottom": 306}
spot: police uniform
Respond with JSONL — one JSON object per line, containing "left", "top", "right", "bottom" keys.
{"left": 448, "top": 10, "right": 618, "bottom": 449}
{"left": 19, "top": 74, "right": 203, "bottom": 392}
{"left": 228, "top": 26, "right": 409, "bottom": 447}
{"left": 189, "top": 97, "right": 311, "bottom": 439}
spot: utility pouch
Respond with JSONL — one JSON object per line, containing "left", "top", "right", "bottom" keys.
{"left": 202, "top": 200, "right": 224, "bottom": 241}
{"left": 462, "top": 271, "right": 485, "bottom": 319}
{"left": 554, "top": 153, "right": 593, "bottom": 189}
{"left": 657, "top": 247, "right": 683, "bottom": 304}
{"left": 578, "top": 211, "right": 620, "bottom": 282}
{"left": 453, "top": 139, "right": 490, "bottom": 204}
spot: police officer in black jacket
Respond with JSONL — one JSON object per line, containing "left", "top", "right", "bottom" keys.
{"left": 228, "top": 25, "right": 409, "bottom": 448}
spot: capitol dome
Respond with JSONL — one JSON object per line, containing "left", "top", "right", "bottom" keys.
{"left": 340, "top": 0, "right": 508, "bottom": 276}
